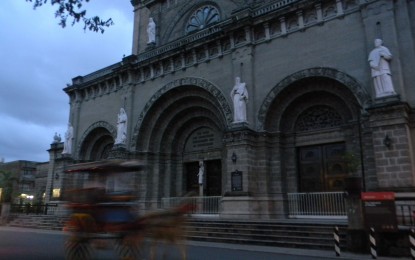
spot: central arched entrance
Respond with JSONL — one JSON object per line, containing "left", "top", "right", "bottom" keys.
{"left": 133, "top": 80, "right": 229, "bottom": 202}
{"left": 183, "top": 127, "right": 223, "bottom": 196}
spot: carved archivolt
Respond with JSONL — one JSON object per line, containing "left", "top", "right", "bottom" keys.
{"left": 257, "top": 67, "right": 371, "bottom": 131}
{"left": 76, "top": 121, "right": 116, "bottom": 158}
{"left": 131, "top": 77, "right": 232, "bottom": 151}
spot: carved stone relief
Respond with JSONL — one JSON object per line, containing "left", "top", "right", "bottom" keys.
{"left": 257, "top": 68, "right": 371, "bottom": 131}
{"left": 131, "top": 77, "right": 232, "bottom": 151}
{"left": 77, "top": 121, "right": 117, "bottom": 159}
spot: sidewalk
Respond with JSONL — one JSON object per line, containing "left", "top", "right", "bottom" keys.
{"left": 0, "top": 226, "right": 410, "bottom": 259}
{"left": 186, "top": 240, "right": 410, "bottom": 259}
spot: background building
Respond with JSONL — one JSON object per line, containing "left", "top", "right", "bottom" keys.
{"left": 49, "top": 0, "right": 414, "bottom": 220}
{"left": 0, "top": 160, "right": 38, "bottom": 204}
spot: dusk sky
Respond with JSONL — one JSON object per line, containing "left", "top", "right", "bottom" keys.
{"left": 0, "top": 1, "right": 133, "bottom": 162}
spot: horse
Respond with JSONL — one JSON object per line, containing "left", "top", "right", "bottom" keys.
{"left": 138, "top": 199, "right": 196, "bottom": 260}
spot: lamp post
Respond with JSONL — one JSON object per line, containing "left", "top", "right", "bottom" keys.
{"left": 356, "top": 105, "right": 366, "bottom": 192}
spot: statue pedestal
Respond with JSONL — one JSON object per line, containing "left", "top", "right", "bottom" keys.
{"left": 374, "top": 94, "right": 400, "bottom": 105}
{"left": 61, "top": 153, "right": 73, "bottom": 159}
{"left": 230, "top": 121, "right": 249, "bottom": 130}
{"left": 146, "top": 42, "right": 156, "bottom": 50}
{"left": 199, "top": 184, "right": 203, "bottom": 197}
{"left": 108, "top": 145, "right": 128, "bottom": 159}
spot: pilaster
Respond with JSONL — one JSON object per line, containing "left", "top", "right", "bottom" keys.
{"left": 46, "top": 142, "right": 74, "bottom": 215}
{"left": 221, "top": 126, "right": 275, "bottom": 219}
{"left": 367, "top": 102, "right": 415, "bottom": 189}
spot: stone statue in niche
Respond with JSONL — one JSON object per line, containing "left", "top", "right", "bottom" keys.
{"left": 115, "top": 108, "right": 128, "bottom": 145}
{"left": 197, "top": 160, "right": 204, "bottom": 185}
{"left": 231, "top": 77, "right": 248, "bottom": 122}
{"left": 62, "top": 123, "right": 73, "bottom": 155}
{"left": 147, "top": 17, "right": 156, "bottom": 44}
{"left": 368, "top": 39, "right": 396, "bottom": 98}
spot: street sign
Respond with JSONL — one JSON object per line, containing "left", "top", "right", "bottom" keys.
{"left": 362, "top": 192, "right": 397, "bottom": 232}
{"left": 231, "top": 170, "right": 243, "bottom": 191}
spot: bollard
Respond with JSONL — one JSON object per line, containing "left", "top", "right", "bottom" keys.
{"left": 410, "top": 229, "right": 415, "bottom": 260}
{"left": 334, "top": 226, "right": 340, "bottom": 256}
{"left": 369, "top": 227, "right": 377, "bottom": 259}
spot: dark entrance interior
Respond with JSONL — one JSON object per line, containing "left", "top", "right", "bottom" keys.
{"left": 298, "top": 143, "right": 347, "bottom": 192}
{"left": 185, "top": 159, "right": 221, "bottom": 196}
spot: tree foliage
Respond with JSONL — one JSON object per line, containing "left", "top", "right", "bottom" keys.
{"left": 342, "top": 152, "right": 360, "bottom": 175}
{"left": 0, "top": 170, "right": 17, "bottom": 203}
{"left": 26, "top": 0, "right": 114, "bottom": 33}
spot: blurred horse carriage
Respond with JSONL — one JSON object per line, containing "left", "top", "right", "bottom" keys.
{"left": 62, "top": 159, "right": 194, "bottom": 260}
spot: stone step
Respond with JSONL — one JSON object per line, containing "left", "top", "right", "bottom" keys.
{"left": 185, "top": 219, "right": 347, "bottom": 250}
{"left": 186, "top": 228, "right": 344, "bottom": 240}
{"left": 186, "top": 235, "right": 343, "bottom": 250}
{"left": 7, "top": 215, "right": 347, "bottom": 251}
{"left": 7, "top": 215, "right": 68, "bottom": 230}
{"left": 188, "top": 224, "right": 340, "bottom": 234}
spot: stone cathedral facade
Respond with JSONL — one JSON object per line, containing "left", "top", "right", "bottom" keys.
{"left": 46, "top": 0, "right": 415, "bottom": 220}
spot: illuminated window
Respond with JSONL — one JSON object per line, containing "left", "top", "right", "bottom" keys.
{"left": 186, "top": 5, "right": 220, "bottom": 34}
{"left": 52, "top": 188, "right": 61, "bottom": 198}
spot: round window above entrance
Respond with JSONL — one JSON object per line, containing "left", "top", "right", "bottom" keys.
{"left": 186, "top": 5, "right": 220, "bottom": 34}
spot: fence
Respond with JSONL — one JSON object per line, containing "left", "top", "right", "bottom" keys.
{"left": 287, "top": 192, "right": 347, "bottom": 218}
{"left": 31, "top": 191, "right": 409, "bottom": 223}
{"left": 9, "top": 203, "right": 58, "bottom": 215}
{"left": 395, "top": 194, "right": 415, "bottom": 227}
{"left": 161, "top": 196, "right": 221, "bottom": 215}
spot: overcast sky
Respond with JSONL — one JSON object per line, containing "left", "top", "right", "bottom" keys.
{"left": 0, "top": 0, "right": 133, "bottom": 163}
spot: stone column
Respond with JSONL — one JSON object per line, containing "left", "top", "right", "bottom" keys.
{"left": 222, "top": 127, "right": 272, "bottom": 219}
{"left": 45, "top": 142, "right": 62, "bottom": 203}
{"left": 46, "top": 142, "right": 73, "bottom": 215}
{"left": 131, "top": 0, "right": 151, "bottom": 55}
{"left": 368, "top": 102, "right": 415, "bottom": 189}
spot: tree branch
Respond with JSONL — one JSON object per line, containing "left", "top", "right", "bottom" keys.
{"left": 26, "top": 0, "right": 114, "bottom": 33}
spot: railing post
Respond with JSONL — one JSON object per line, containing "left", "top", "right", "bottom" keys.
{"left": 410, "top": 229, "right": 415, "bottom": 260}
{"left": 287, "top": 192, "right": 347, "bottom": 218}
{"left": 369, "top": 227, "right": 377, "bottom": 259}
{"left": 334, "top": 226, "right": 341, "bottom": 256}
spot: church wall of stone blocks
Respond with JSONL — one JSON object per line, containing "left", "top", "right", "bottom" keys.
{"left": 47, "top": 0, "right": 415, "bottom": 219}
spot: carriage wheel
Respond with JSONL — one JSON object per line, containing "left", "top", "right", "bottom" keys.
{"left": 115, "top": 236, "right": 142, "bottom": 260}
{"left": 64, "top": 237, "right": 92, "bottom": 260}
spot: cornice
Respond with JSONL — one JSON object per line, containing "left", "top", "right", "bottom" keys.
{"left": 66, "top": 0, "right": 365, "bottom": 90}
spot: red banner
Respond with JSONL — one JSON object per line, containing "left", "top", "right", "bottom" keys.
{"left": 361, "top": 192, "right": 395, "bottom": 201}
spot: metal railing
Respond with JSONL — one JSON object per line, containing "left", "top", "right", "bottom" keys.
{"left": 396, "top": 203, "right": 415, "bottom": 226}
{"left": 9, "top": 203, "right": 58, "bottom": 215}
{"left": 395, "top": 194, "right": 415, "bottom": 227}
{"left": 161, "top": 196, "right": 221, "bottom": 215}
{"left": 287, "top": 192, "right": 347, "bottom": 218}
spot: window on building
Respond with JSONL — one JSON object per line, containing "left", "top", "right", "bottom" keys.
{"left": 186, "top": 5, "right": 220, "bottom": 34}
{"left": 52, "top": 188, "right": 61, "bottom": 198}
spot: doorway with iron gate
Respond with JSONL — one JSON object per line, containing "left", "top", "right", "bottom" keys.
{"left": 185, "top": 160, "right": 222, "bottom": 196}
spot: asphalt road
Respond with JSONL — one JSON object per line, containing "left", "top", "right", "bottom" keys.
{"left": 0, "top": 226, "right": 403, "bottom": 260}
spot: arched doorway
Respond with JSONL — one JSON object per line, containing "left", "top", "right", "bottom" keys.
{"left": 183, "top": 127, "right": 223, "bottom": 196}
{"left": 133, "top": 80, "right": 229, "bottom": 201}
{"left": 77, "top": 121, "right": 116, "bottom": 161}
{"left": 264, "top": 76, "right": 364, "bottom": 194}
